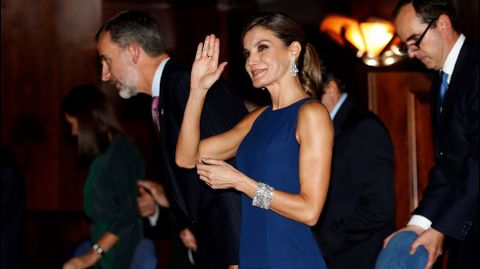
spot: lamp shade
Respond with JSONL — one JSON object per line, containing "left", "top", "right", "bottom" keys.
{"left": 320, "top": 15, "right": 397, "bottom": 60}
{"left": 320, "top": 15, "right": 360, "bottom": 47}
{"left": 359, "top": 21, "right": 394, "bottom": 57}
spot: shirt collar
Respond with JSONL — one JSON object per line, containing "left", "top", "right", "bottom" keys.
{"left": 441, "top": 34, "right": 465, "bottom": 83}
{"left": 330, "top": 93, "right": 348, "bottom": 119}
{"left": 151, "top": 57, "right": 171, "bottom": 97}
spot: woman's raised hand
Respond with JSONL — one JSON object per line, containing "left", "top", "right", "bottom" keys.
{"left": 190, "top": 34, "right": 228, "bottom": 94}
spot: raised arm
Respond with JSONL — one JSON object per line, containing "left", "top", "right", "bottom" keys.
{"left": 176, "top": 34, "right": 262, "bottom": 168}
{"left": 175, "top": 34, "right": 226, "bottom": 168}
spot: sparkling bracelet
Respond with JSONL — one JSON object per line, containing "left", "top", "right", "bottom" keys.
{"left": 92, "top": 243, "right": 106, "bottom": 256}
{"left": 252, "top": 182, "right": 274, "bottom": 210}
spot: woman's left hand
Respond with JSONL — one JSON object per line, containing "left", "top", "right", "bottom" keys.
{"left": 196, "top": 158, "right": 244, "bottom": 190}
{"left": 63, "top": 251, "right": 98, "bottom": 269}
{"left": 63, "top": 257, "right": 85, "bottom": 269}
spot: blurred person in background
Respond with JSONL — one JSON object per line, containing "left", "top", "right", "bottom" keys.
{"left": 313, "top": 70, "right": 395, "bottom": 269}
{"left": 62, "top": 85, "right": 152, "bottom": 269}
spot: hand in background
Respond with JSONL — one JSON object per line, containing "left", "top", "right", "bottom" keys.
{"left": 137, "top": 185, "right": 157, "bottom": 217}
{"left": 138, "top": 180, "right": 170, "bottom": 210}
{"left": 63, "top": 253, "right": 97, "bottom": 269}
{"left": 180, "top": 228, "right": 198, "bottom": 251}
{"left": 63, "top": 257, "right": 84, "bottom": 269}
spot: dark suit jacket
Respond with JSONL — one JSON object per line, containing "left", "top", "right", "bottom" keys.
{"left": 414, "top": 38, "right": 479, "bottom": 241}
{"left": 156, "top": 58, "right": 248, "bottom": 268}
{"left": 313, "top": 97, "right": 396, "bottom": 269}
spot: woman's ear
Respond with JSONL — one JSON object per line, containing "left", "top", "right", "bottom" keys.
{"left": 289, "top": 41, "right": 302, "bottom": 58}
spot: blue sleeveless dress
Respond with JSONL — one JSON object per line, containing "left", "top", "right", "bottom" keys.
{"left": 236, "top": 98, "right": 327, "bottom": 269}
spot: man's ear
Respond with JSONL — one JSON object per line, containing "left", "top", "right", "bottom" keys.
{"left": 323, "top": 80, "right": 340, "bottom": 97}
{"left": 320, "top": 80, "right": 341, "bottom": 112}
{"left": 437, "top": 14, "right": 452, "bottom": 33}
{"left": 128, "top": 44, "right": 141, "bottom": 64}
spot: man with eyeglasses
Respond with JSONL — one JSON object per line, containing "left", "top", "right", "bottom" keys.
{"left": 378, "top": 1, "right": 479, "bottom": 269}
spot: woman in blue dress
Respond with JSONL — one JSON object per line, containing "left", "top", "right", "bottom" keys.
{"left": 176, "top": 12, "right": 333, "bottom": 269}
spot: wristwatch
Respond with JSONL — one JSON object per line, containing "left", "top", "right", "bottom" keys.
{"left": 92, "top": 243, "right": 106, "bottom": 256}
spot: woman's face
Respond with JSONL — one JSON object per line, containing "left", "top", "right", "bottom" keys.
{"left": 65, "top": 114, "right": 79, "bottom": 136}
{"left": 243, "top": 26, "right": 291, "bottom": 89}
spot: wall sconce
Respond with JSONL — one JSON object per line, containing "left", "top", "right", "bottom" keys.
{"left": 320, "top": 14, "right": 404, "bottom": 67}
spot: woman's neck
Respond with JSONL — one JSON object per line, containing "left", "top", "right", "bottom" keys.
{"left": 268, "top": 79, "right": 308, "bottom": 110}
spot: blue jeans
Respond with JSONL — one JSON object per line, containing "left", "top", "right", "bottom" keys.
{"left": 375, "top": 231, "right": 428, "bottom": 269}
{"left": 73, "top": 239, "right": 157, "bottom": 269}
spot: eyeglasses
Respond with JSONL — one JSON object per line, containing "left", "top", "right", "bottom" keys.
{"left": 400, "top": 18, "right": 437, "bottom": 54}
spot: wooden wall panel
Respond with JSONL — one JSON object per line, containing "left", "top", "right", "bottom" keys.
{"left": 368, "top": 71, "right": 434, "bottom": 227}
{"left": 2, "top": 0, "right": 59, "bottom": 210}
{"left": 1, "top": 0, "right": 101, "bottom": 210}
{"left": 406, "top": 90, "right": 435, "bottom": 208}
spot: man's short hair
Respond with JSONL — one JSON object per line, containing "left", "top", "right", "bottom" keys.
{"left": 95, "top": 10, "right": 166, "bottom": 57}
{"left": 392, "top": 0, "right": 459, "bottom": 30}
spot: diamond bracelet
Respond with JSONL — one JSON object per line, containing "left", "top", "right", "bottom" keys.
{"left": 252, "top": 182, "right": 274, "bottom": 210}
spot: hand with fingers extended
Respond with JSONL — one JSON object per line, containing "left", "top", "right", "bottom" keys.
{"left": 196, "top": 158, "right": 245, "bottom": 190}
{"left": 190, "top": 34, "right": 228, "bottom": 94}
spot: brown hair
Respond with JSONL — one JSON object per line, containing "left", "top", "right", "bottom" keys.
{"left": 241, "top": 12, "right": 322, "bottom": 96}
{"left": 62, "top": 85, "right": 124, "bottom": 160}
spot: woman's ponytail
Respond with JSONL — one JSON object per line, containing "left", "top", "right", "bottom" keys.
{"left": 299, "top": 43, "right": 322, "bottom": 97}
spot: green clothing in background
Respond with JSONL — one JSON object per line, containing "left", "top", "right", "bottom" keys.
{"left": 84, "top": 137, "right": 145, "bottom": 269}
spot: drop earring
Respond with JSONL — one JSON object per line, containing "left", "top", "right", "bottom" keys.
{"left": 290, "top": 56, "right": 298, "bottom": 77}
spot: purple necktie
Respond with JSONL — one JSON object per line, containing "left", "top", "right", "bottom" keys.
{"left": 151, "top": 96, "right": 161, "bottom": 134}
